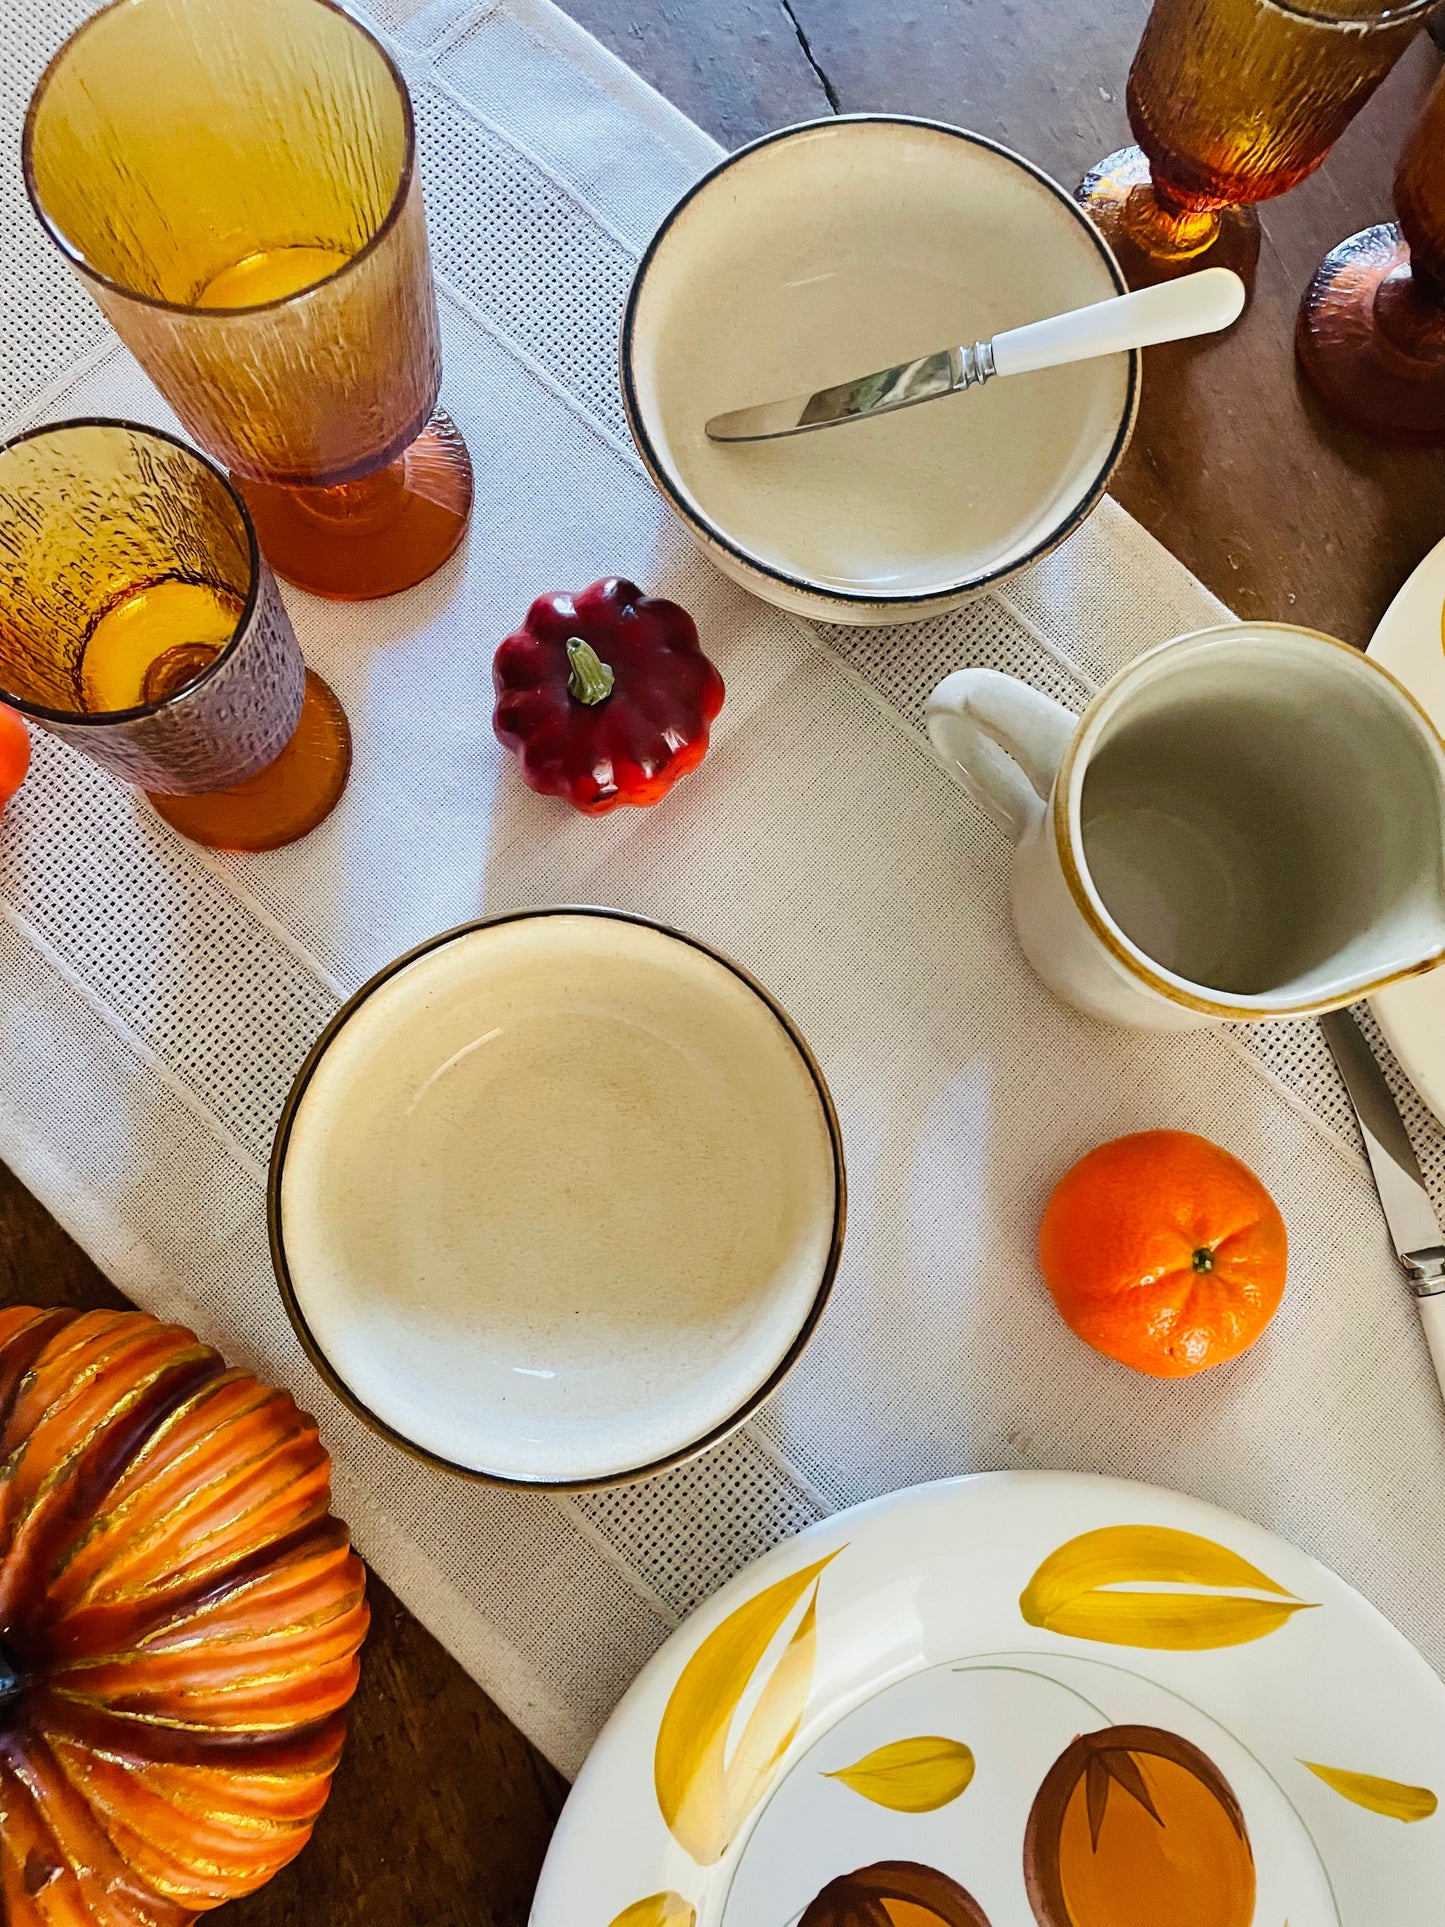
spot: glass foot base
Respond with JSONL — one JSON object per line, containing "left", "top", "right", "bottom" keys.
{"left": 1296, "top": 224, "right": 1445, "bottom": 447}
{"left": 239, "top": 411, "right": 474, "bottom": 600}
{"left": 1077, "top": 146, "right": 1260, "bottom": 292}
{"left": 148, "top": 670, "right": 351, "bottom": 851}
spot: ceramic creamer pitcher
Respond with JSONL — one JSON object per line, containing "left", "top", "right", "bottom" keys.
{"left": 925, "top": 623, "right": 1445, "bottom": 1030}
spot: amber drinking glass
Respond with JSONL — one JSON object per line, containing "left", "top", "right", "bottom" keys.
{"left": 24, "top": 0, "right": 471, "bottom": 601}
{"left": 1297, "top": 68, "right": 1445, "bottom": 442}
{"left": 1079, "top": 0, "right": 1431, "bottom": 290}
{"left": 0, "top": 421, "right": 350, "bottom": 850}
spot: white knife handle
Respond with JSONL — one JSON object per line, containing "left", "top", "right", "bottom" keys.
{"left": 1417, "top": 1293, "right": 1445, "bottom": 1413}
{"left": 989, "top": 268, "right": 1246, "bottom": 379}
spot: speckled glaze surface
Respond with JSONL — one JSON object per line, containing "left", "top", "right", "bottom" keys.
{"left": 0, "top": 1304, "right": 369, "bottom": 1927}
{"left": 0, "top": 420, "right": 306, "bottom": 795}
{"left": 270, "top": 909, "right": 845, "bottom": 1488}
{"left": 622, "top": 117, "right": 1138, "bottom": 626}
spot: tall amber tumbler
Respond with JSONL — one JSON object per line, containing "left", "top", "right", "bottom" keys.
{"left": 1297, "top": 68, "right": 1445, "bottom": 443}
{"left": 1078, "top": 0, "right": 1431, "bottom": 292}
{"left": 24, "top": 0, "right": 472, "bottom": 601}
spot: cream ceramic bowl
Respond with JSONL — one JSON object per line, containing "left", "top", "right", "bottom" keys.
{"left": 622, "top": 116, "right": 1139, "bottom": 626}
{"left": 269, "top": 909, "right": 844, "bottom": 1488}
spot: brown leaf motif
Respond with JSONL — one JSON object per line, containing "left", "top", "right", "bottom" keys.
{"left": 1024, "top": 1725, "right": 1255, "bottom": 1927}
{"left": 824, "top": 1735, "right": 976, "bottom": 1812}
{"left": 800, "top": 1859, "right": 993, "bottom": 1927}
{"left": 1303, "top": 1760, "right": 1439, "bottom": 1823}
{"left": 654, "top": 1550, "right": 840, "bottom": 1864}
{"left": 1084, "top": 1746, "right": 1160, "bottom": 1848}
{"left": 1020, "top": 1524, "right": 1314, "bottom": 1649}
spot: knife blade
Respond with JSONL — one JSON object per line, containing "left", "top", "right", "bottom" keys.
{"left": 704, "top": 344, "right": 985, "bottom": 443}
{"left": 1320, "top": 1006, "right": 1445, "bottom": 1408}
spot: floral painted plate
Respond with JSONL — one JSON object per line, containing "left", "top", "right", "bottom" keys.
{"left": 530, "top": 1472, "right": 1445, "bottom": 1927}
{"left": 1368, "top": 533, "right": 1445, "bottom": 1125}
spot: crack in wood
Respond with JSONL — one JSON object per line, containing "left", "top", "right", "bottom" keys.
{"left": 777, "top": 0, "right": 841, "bottom": 113}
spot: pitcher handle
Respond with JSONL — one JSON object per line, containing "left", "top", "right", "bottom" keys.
{"left": 924, "top": 669, "right": 1078, "bottom": 843}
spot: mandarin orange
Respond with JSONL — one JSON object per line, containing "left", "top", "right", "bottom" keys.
{"left": 0, "top": 704, "right": 29, "bottom": 811}
{"left": 1039, "top": 1130, "right": 1287, "bottom": 1377}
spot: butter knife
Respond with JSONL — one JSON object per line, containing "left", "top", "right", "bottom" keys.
{"left": 704, "top": 268, "right": 1245, "bottom": 443}
{"left": 1320, "top": 1006, "right": 1445, "bottom": 1407}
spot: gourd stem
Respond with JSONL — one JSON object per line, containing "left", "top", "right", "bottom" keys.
{"left": 566, "top": 637, "right": 615, "bottom": 705}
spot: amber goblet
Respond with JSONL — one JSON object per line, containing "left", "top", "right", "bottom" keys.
{"left": 24, "top": 0, "right": 471, "bottom": 601}
{"left": 1078, "top": 0, "right": 1431, "bottom": 291}
{"left": 1297, "top": 69, "right": 1445, "bottom": 443}
{"left": 0, "top": 421, "right": 350, "bottom": 851}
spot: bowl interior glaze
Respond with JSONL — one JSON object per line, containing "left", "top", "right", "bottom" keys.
{"left": 626, "top": 118, "right": 1135, "bottom": 612}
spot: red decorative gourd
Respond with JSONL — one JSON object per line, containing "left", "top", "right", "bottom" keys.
{"left": 0, "top": 1306, "right": 369, "bottom": 1925}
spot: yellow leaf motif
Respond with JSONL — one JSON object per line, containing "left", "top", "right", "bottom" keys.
{"left": 607, "top": 1896, "right": 696, "bottom": 1927}
{"left": 1020, "top": 1525, "right": 1315, "bottom": 1650}
{"left": 1303, "top": 1761, "right": 1439, "bottom": 1823}
{"left": 824, "top": 1736, "right": 976, "bottom": 1811}
{"left": 655, "top": 1550, "right": 840, "bottom": 1864}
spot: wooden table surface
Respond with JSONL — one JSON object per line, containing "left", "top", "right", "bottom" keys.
{"left": 6, "top": 4, "right": 1445, "bottom": 1922}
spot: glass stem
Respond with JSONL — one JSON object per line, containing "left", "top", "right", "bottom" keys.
{"left": 1373, "top": 253, "right": 1445, "bottom": 363}
{"left": 281, "top": 463, "right": 410, "bottom": 532}
{"left": 1411, "top": 258, "right": 1445, "bottom": 312}
{"left": 1122, "top": 172, "right": 1225, "bottom": 262}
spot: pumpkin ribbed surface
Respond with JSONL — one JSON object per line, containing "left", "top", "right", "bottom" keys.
{"left": 0, "top": 1306, "right": 369, "bottom": 1925}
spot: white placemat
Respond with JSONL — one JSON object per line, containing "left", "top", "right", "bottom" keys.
{"left": 3, "top": 0, "right": 1445, "bottom": 1781}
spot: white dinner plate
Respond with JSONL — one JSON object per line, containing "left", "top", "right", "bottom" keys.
{"left": 532, "top": 1472, "right": 1445, "bottom": 1927}
{"left": 1369, "top": 536, "right": 1445, "bottom": 1125}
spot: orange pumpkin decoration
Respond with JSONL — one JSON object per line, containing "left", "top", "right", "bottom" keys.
{"left": 0, "top": 1305, "right": 369, "bottom": 1925}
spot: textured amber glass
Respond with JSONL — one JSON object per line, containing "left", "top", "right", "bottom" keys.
{"left": 1297, "top": 69, "right": 1445, "bottom": 443}
{"left": 1397, "top": 69, "right": 1445, "bottom": 289}
{"left": 1131, "top": 0, "right": 1424, "bottom": 209}
{"left": 24, "top": 0, "right": 436, "bottom": 489}
{"left": 24, "top": 0, "right": 471, "bottom": 599}
{"left": 1079, "top": 0, "right": 1430, "bottom": 288}
{"left": 0, "top": 421, "right": 304, "bottom": 787}
{"left": 0, "top": 421, "right": 350, "bottom": 850}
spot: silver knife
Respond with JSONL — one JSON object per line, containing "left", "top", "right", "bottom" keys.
{"left": 703, "top": 270, "right": 1245, "bottom": 443}
{"left": 1320, "top": 1006, "right": 1445, "bottom": 1408}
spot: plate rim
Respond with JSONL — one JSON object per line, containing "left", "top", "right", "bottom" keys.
{"left": 534, "top": 1468, "right": 1445, "bottom": 1925}
{"left": 1367, "top": 533, "right": 1445, "bottom": 1125}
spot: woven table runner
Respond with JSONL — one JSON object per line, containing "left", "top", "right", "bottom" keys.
{"left": 3, "top": 0, "right": 1445, "bottom": 1779}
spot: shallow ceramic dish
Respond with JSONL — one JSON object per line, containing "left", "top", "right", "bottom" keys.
{"left": 622, "top": 116, "right": 1139, "bottom": 626}
{"left": 533, "top": 1471, "right": 1445, "bottom": 1927}
{"left": 269, "top": 908, "right": 844, "bottom": 1487}
{"left": 1368, "top": 533, "right": 1445, "bottom": 1125}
